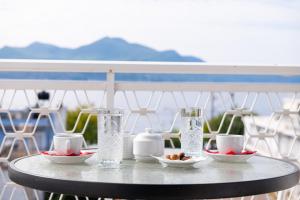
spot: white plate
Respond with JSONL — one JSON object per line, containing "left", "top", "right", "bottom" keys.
{"left": 205, "top": 150, "right": 256, "bottom": 163}
{"left": 152, "top": 156, "right": 205, "bottom": 168}
{"left": 41, "top": 151, "right": 94, "bottom": 164}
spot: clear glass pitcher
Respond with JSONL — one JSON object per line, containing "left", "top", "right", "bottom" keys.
{"left": 180, "top": 107, "right": 203, "bottom": 157}
{"left": 97, "top": 109, "right": 123, "bottom": 168}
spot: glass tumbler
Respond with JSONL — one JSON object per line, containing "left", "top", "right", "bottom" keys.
{"left": 97, "top": 109, "right": 123, "bottom": 168}
{"left": 180, "top": 107, "right": 203, "bottom": 157}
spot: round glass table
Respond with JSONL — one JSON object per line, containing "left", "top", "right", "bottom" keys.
{"left": 8, "top": 154, "right": 299, "bottom": 199}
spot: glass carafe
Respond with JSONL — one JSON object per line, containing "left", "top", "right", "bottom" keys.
{"left": 180, "top": 107, "right": 203, "bottom": 157}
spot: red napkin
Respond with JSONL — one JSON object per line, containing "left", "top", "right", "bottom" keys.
{"left": 41, "top": 151, "right": 94, "bottom": 156}
{"left": 206, "top": 149, "right": 256, "bottom": 155}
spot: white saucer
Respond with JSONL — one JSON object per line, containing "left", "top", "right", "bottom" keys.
{"left": 41, "top": 151, "right": 94, "bottom": 164}
{"left": 152, "top": 156, "right": 205, "bottom": 168}
{"left": 205, "top": 150, "right": 256, "bottom": 163}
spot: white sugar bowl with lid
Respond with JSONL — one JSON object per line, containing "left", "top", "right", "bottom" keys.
{"left": 133, "top": 128, "right": 164, "bottom": 162}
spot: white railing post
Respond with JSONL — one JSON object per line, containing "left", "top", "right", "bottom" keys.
{"left": 106, "top": 68, "right": 115, "bottom": 110}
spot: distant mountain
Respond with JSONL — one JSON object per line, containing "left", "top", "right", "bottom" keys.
{"left": 0, "top": 37, "right": 203, "bottom": 62}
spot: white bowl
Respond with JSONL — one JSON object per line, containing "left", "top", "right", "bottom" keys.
{"left": 133, "top": 128, "right": 164, "bottom": 161}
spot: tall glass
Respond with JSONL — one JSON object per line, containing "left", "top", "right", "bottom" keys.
{"left": 97, "top": 109, "right": 123, "bottom": 168}
{"left": 180, "top": 107, "right": 203, "bottom": 157}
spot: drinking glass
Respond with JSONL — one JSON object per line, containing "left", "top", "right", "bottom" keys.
{"left": 97, "top": 109, "right": 123, "bottom": 168}
{"left": 180, "top": 107, "right": 203, "bottom": 157}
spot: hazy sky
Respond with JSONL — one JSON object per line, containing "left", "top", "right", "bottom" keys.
{"left": 0, "top": 0, "right": 299, "bottom": 64}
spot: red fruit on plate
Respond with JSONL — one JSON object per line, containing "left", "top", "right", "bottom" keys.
{"left": 242, "top": 150, "right": 256, "bottom": 155}
{"left": 41, "top": 151, "right": 94, "bottom": 156}
{"left": 226, "top": 150, "right": 236, "bottom": 155}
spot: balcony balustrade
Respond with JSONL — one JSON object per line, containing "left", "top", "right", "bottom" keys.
{"left": 0, "top": 59, "right": 299, "bottom": 200}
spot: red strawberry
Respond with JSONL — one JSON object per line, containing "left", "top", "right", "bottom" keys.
{"left": 226, "top": 150, "right": 236, "bottom": 155}
{"left": 242, "top": 150, "right": 256, "bottom": 155}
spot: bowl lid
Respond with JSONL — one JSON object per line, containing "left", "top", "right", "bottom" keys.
{"left": 135, "top": 128, "right": 163, "bottom": 140}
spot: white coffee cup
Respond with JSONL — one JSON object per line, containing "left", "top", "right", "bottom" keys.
{"left": 53, "top": 134, "right": 83, "bottom": 155}
{"left": 216, "top": 134, "right": 244, "bottom": 154}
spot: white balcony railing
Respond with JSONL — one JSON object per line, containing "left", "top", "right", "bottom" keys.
{"left": 0, "top": 59, "right": 299, "bottom": 200}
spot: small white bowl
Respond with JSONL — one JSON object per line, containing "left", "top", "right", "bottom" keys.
{"left": 133, "top": 128, "right": 164, "bottom": 162}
